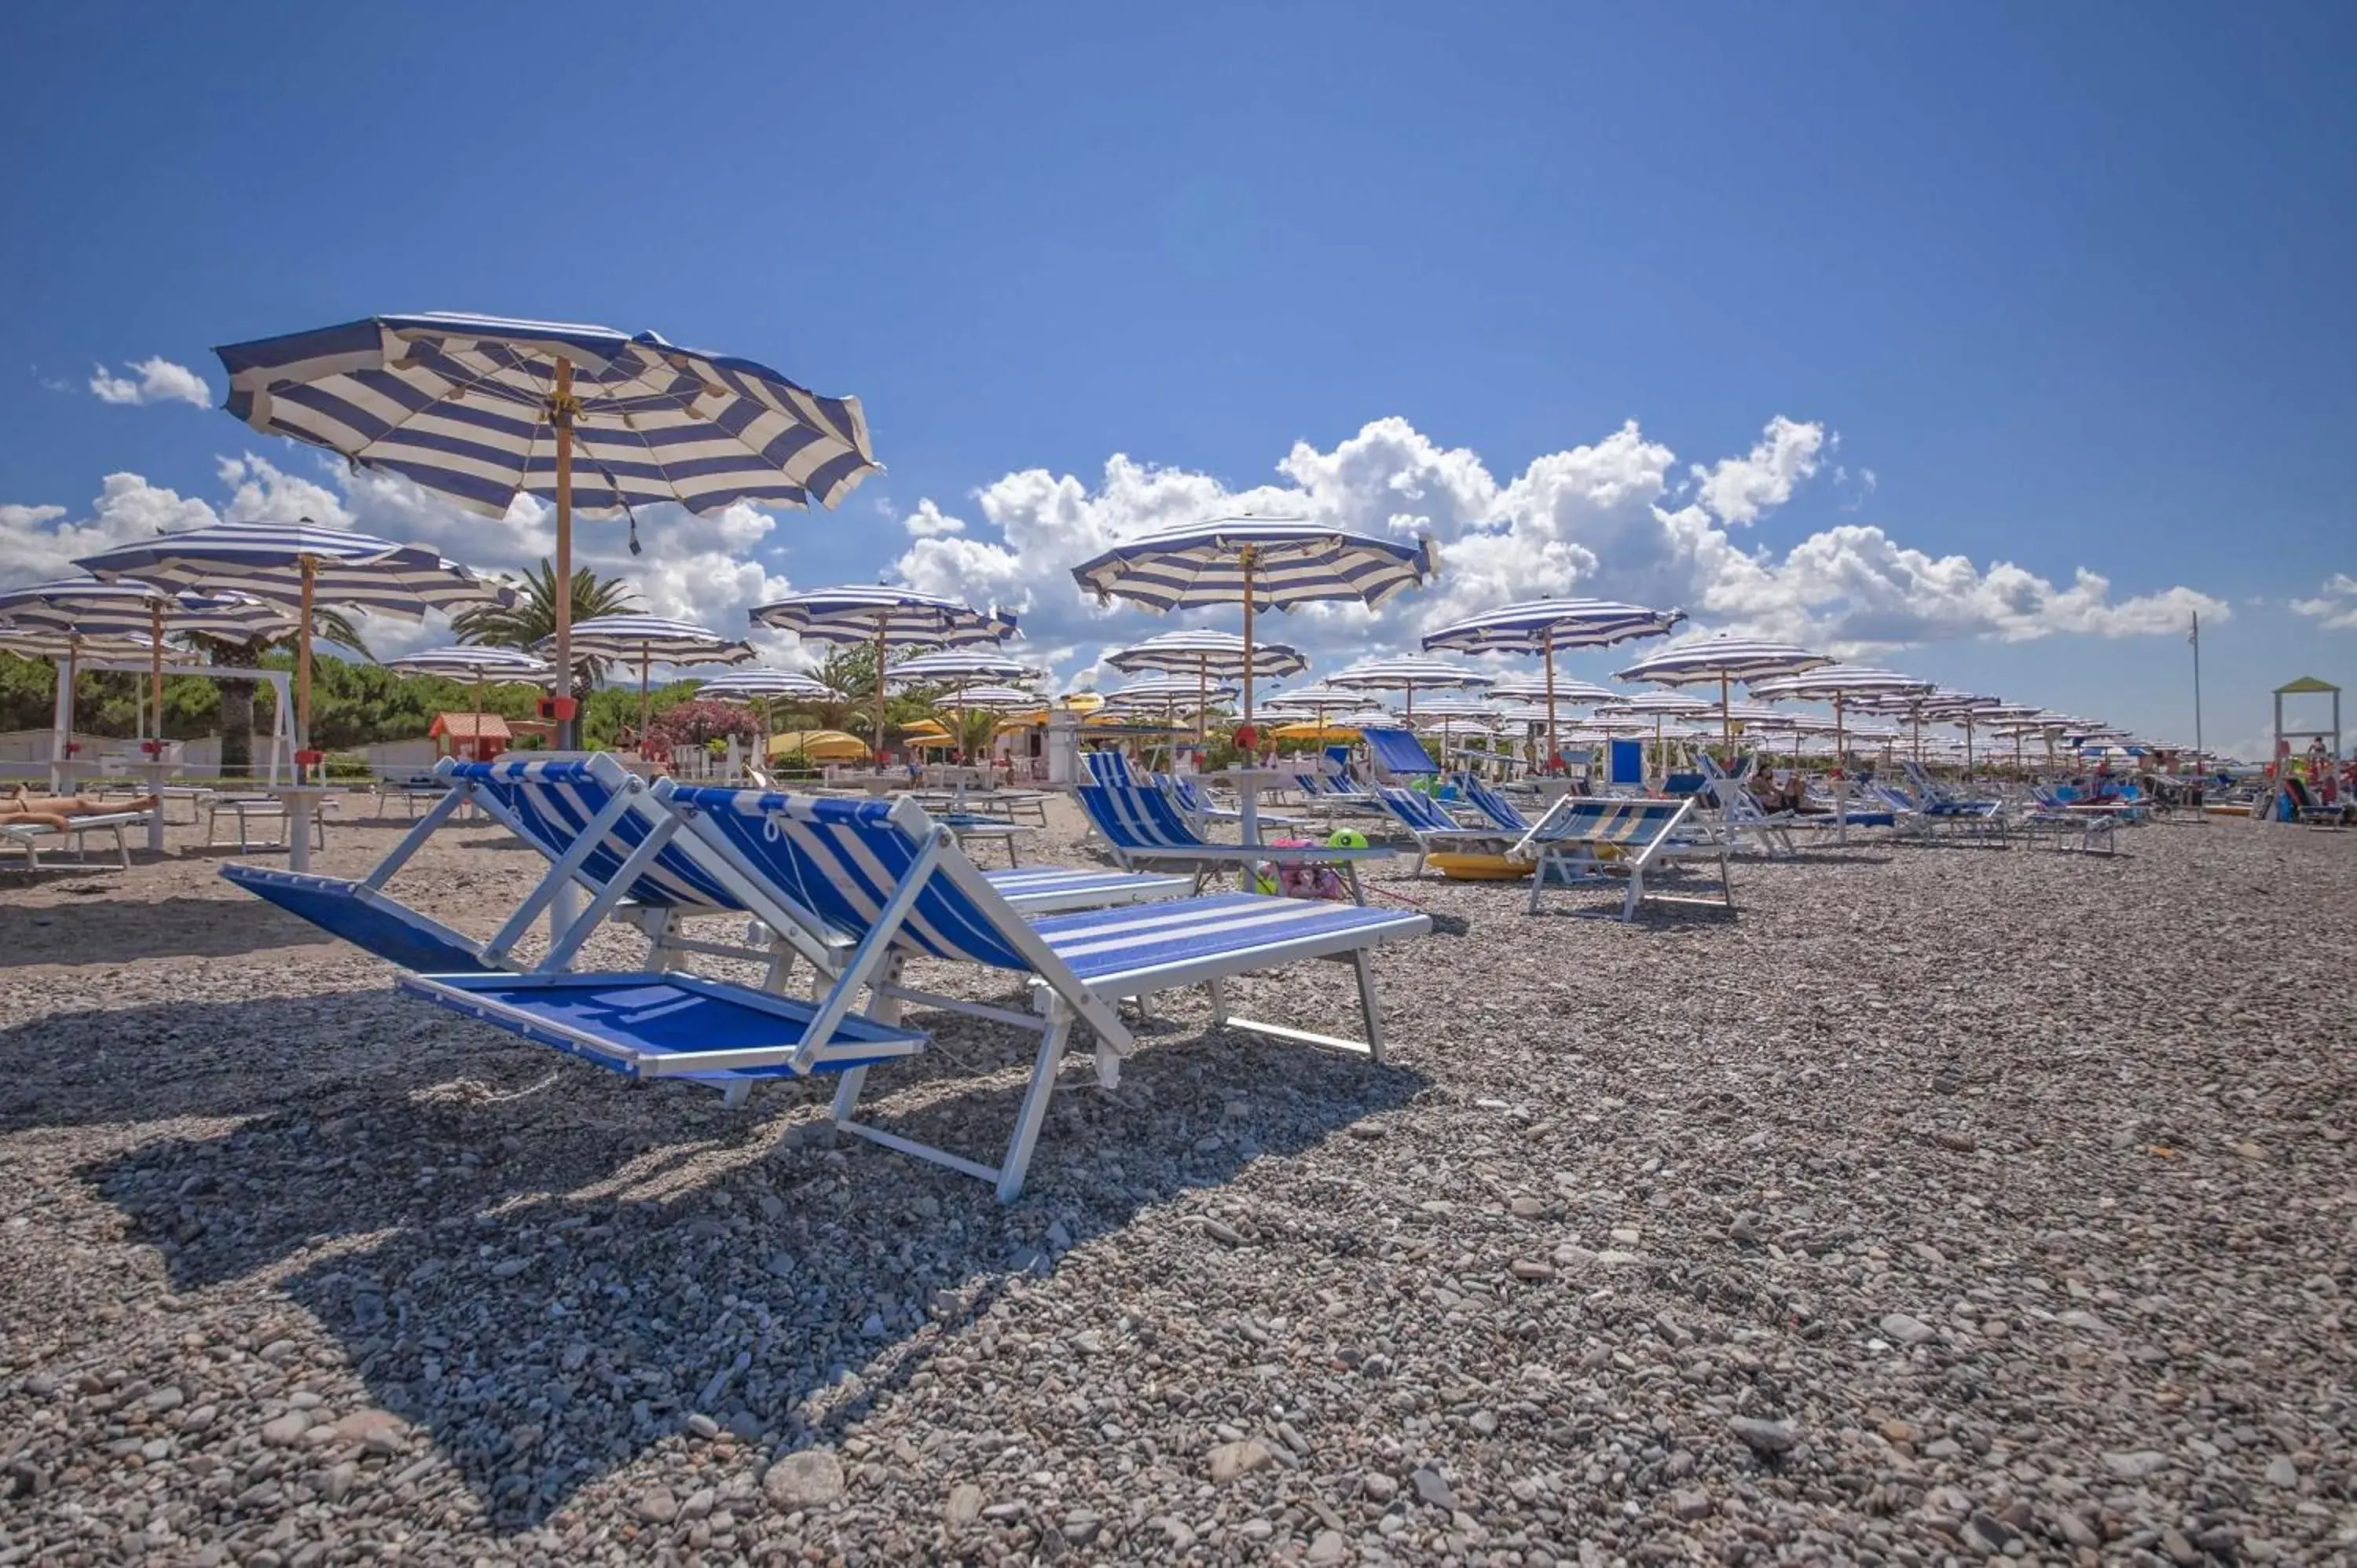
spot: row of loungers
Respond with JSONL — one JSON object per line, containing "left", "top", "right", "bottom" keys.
{"left": 225, "top": 754, "right": 1431, "bottom": 1202}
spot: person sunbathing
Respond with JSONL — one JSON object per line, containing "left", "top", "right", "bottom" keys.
{"left": 1, "top": 790, "right": 158, "bottom": 829}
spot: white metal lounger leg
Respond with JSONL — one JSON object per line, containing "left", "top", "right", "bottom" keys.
{"left": 1214, "top": 949, "right": 1388, "bottom": 1059}
{"left": 830, "top": 984, "right": 1075, "bottom": 1203}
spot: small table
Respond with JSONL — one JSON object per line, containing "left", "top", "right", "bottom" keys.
{"left": 1209, "top": 768, "right": 1288, "bottom": 847}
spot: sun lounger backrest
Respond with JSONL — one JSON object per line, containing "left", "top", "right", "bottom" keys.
{"left": 1457, "top": 775, "right": 1529, "bottom": 833}
{"left": 448, "top": 757, "right": 739, "bottom": 909}
{"left": 1364, "top": 727, "right": 1437, "bottom": 779}
{"left": 1076, "top": 782, "right": 1208, "bottom": 851}
{"left": 1519, "top": 796, "right": 1690, "bottom": 852}
{"left": 662, "top": 785, "right": 1032, "bottom": 969}
{"left": 1376, "top": 784, "right": 1457, "bottom": 833}
{"left": 1083, "top": 750, "right": 1137, "bottom": 788}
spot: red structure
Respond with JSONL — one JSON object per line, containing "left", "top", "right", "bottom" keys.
{"left": 429, "top": 712, "right": 511, "bottom": 763}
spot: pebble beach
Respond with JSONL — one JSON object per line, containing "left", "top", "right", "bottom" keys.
{"left": 2, "top": 804, "right": 2352, "bottom": 1566}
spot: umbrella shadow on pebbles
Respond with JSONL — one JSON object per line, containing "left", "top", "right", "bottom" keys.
{"left": 71, "top": 989, "right": 1430, "bottom": 1532}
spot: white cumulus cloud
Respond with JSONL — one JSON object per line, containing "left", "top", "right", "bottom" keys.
{"left": 2291, "top": 573, "right": 2357, "bottom": 631}
{"left": 87, "top": 356, "right": 213, "bottom": 408}
{"left": 1, "top": 456, "right": 800, "bottom": 668}
{"left": 888, "top": 413, "right": 2228, "bottom": 682}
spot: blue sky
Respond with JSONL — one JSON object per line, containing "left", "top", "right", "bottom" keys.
{"left": 2, "top": 2, "right": 2351, "bottom": 757}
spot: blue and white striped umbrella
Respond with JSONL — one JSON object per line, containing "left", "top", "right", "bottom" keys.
{"left": 936, "top": 683, "right": 1039, "bottom": 710}
{"left": 545, "top": 613, "right": 752, "bottom": 747}
{"left": 212, "top": 312, "right": 878, "bottom": 741}
{"left": 1105, "top": 628, "right": 1307, "bottom": 681}
{"left": 1483, "top": 672, "right": 1623, "bottom": 705}
{"left": 1421, "top": 597, "right": 1684, "bottom": 655}
{"left": 1325, "top": 654, "right": 1493, "bottom": 723}
{"left": 1613, "top": 633, "right": 1831, "bottom": 749}
{"left": 1100, "top": 672, "right": 1239, "bottom": 708}
{"left": 382, "top": 644, "right": 555, "bottom": 683}
{"left": 751, "top": 586, "right": 1019, "bottom": 749}
{"left": 1257, "top": 681, "right": 1358, "bottom": 717}
{"left": 884, "top": 648, "right": 1047, "bottom": 688}
{"left": 75, "top": 518, "right": 508, "bottom": 621}
{"left": 1423, "top": 598, "right": 1684, "bottom": 765}
{"left": 750, "top": 586, "right": 1018, "bottom": 648}
{"left": 553, "top": 614, "right": 753, "bottom": 667}
{"left": 0, "top": 577, "right": 291, "bottom": 642}
{"left": 383, "top": 644, "right": 555, "bottom": 720}
{"left": 1070, "top": 516, "right": 1439, "bottom": 726}
{"left": 1105, "top": 628, "right": 1302, "bottom": 742}
{"left": 695, "top": 668, "right": 831, "bottom": 702}
{"left": 75, "top": 519, "right": 509, "bottom": 749}
{"left": 215, "top": 313, "right": 878, "bottom": 519}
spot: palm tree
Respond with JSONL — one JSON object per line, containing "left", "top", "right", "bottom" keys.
{"left": 185, "top": 610, "right": 370, "bottom": 778}
{"left": 451, "top": 559, "right": 641, "bottom": 701}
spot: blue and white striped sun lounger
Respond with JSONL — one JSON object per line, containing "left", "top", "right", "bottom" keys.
{"left": 1076, "top": 781, "right": 1395, "bottom": 903}
{"left": 1510, "top": 796, "right": 1735, "bottom": 920}
{"left": 1901, "top": 760, "right": 2008, "bottom": 845}
{"left": 1294, "top": 769, "right": 1387, "bottom": 815}
{"left": 422, "top": 781, "right": 1428, "bottom": 1200}
{"left": 1455, "top": 775, "right": 1535, "bottom": 835}
{"left": 226, "top": 753, "right": 1191, "bottom": 980}
{"left": 1373, "top": 786, "right": 1515, "bottom": 875}
{"left": 1157, "top": 772, "right": 1302, "bottom": 833}
{"left": 1699, "top": 754, "right": 1796, "bottom": 859}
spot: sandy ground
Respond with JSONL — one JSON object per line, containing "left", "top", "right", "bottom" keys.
{"left": 0, "top": 793, "right": 2351, "bottom": 1566}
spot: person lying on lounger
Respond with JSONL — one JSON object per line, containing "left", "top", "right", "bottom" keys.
{"left": 1, "top": 789, "right": 159, "bottom": 830}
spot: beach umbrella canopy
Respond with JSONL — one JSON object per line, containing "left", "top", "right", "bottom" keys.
{"left": 1105, "top": 628, "right": 1307, "bottom": 680}
{"left": 548, "top": 613, "right": 753, "bottom": 747}
{"left": 77, "top": 517, "right": 508, "bottom": 752}
{"left": 0, "top": 576, "right": 295, "bottom": 753}
{"left": 386, "top": 643, "right": 555, "bottom": 738}
{"left": 1421, "top": 596, "right": 1684, "bottom": 766}
{"left": 1106, "top": 627, "right": 1306, "bottom": 743}
{"left": 1484, "top": 672, "right": 1623, "bottom": 705}
{"left": 695, "top": 667, "right": 831, "bottom": 701}
{"left": 384, "top": 644, "right": 554, "bottom": 682}
{"left": 1613, "top": 633, "right": 1831, "bottom": 750}
{"left": 1593, "top": 691, "right": 1714, "bottom": 717}
{"left": 752, "top": 585, "right": 1017, "bottom": 753}
{"left": 1746, "top": 664, "right": 1934, "bottom": 825}
{"left": 213, "top": 313, "right": 879, "bottom": 741}
{"left": 884, "top": 648, "right": 1047, "bottom": 687}
{"left": 694, "top": 667, "right": 832, "bottom": 755}
{"left": 1258, "top": 681, "right": 1361, "bottom": 717}
{"left": 938, "top": 683, "right": 1039, "bottom": 710}
{"left": 1070, "top": 516, "right": 1439, "bottom": 728}
{"left": 1325, "top": 654, "right": 1493, "bottom": 723}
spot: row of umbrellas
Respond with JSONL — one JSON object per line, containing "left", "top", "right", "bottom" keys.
{"left": 2, "top": 313, "right": 2169, "bottom": 786}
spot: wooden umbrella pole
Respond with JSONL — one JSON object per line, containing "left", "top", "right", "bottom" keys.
{"left": 551, "top": 357, "right": 577, "bottom": 749}
{"left": 149, "top": 601, "right": 163, "bottom": 749}
{"left": 639, "top": 648, "right": 652, "bottom": 754}
{"left": 297, "top": 555, "right": 317, "bottom": 757}
{"left": 1542, "top": 627, "right": 1557, "bottom": 772}
{"left": 1719, "top": 672, "right": 1732, "bottom": 761}
{"left": 1239, "top": 547, "right": 1257, "bottom": 734}
{"left": 873, "top": 621, "right": 889, "bottom": 759}
{"left": 474, "top": 669, "right": 486, "bottom": 757}
{"left": 1197, "top": 661, "right": 1207, "bottom": 748}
